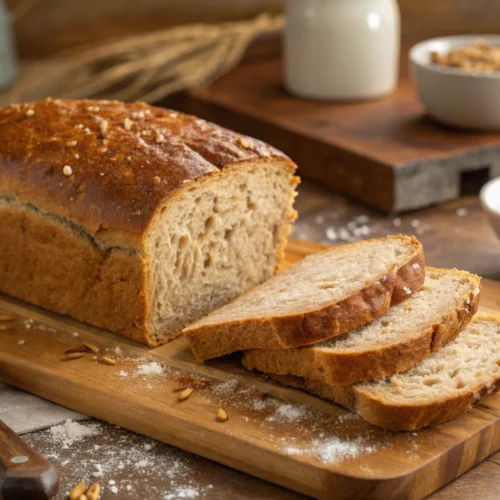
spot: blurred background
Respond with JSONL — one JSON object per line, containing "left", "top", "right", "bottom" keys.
{"left": 6, "top": 0, "right": 500, "bottom": 58}
{"left": 1, "top": 0, "right": 500, "bottom": 276}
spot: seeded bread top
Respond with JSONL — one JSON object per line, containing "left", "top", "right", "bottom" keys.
{"left": 0, "top": 99, "right": 294, "bottom": 243}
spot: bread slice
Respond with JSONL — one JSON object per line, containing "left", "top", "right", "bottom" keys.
{"left": 243, "top": 268, "right": 480, "bottom": 386}
{"left": 271, "top": 313, "right": 500, "bottom": 431}
{"left": 184, "top": 235, "right": 425, "bottom": 360}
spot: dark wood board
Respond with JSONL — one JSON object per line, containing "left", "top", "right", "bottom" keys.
{"left": 2, "top": 239, "right": 500, "bottom": 500}
{"left": 170, "top": 38, "right": 500, "bottom": 212}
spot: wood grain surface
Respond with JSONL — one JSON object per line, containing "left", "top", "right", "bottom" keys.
{"left": 1, "top": 236, "right": 500, "bottom": 500}
{"left": 170, "top": 37, "right": 500, "bottom": 212}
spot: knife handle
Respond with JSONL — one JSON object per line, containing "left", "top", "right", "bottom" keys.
{"left": 0, "top": 420, "right": 58, "bottom": 500}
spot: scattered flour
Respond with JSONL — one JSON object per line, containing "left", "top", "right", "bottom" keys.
{"left": 163, "top": 485, "right": 213, "bottom": 499}
{"left": 25, "top": 421, "right": 197, "bottom": 499}
{"left": 266, "top": 404, "right": 311, "bottom": 423}
{"left": 92, "top": 464, "right": 103, "bottom": 478}
{"left": 137, "top": 362, "right": 165, "bottom": 375}
{"left": 285, "top": 437, "right": 375, "bottom": 465}
{"left": 211, "top": 378, "right": 239, "bottom": 395}
{"left": 49, "top": 419, "right": 99, "bottom": 448}
{"left": 164, "top": 487, "right": 200, "bottom": 499}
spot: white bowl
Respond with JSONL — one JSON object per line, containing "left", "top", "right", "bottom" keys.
{"left": 409, "top": 35, "right": 500, "bottom": 130}
{"left": 480, "top": 177, "right": 500, "bottom": 241}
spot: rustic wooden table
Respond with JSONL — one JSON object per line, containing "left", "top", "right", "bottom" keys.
{"left": 21, "top": 178, "right": 500, "bottom": 499}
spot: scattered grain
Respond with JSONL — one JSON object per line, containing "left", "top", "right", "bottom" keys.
{"left": 64, "top": 352, "right": 86, "bottom": 361}
{"left": 83, "top": 343, "right": 100, "bottom": 353}
{"left": 99, "top": 119, "right": 108, "bottom": 136}
{"left": 69, "top": 481, "right": 87, "bottom": 500}
{"left": 64, "top": 345, "right": 87, "bottom": 354}
{"left": 178, "top": 388, "right": 193, "bottom": 401}
{"left": 173, "top": 386, "right": 188, "bottom": 393}
{"left": 63, "top": 165, "right": 73, "bottom": 176}
{"left": 25, "top": 108, "right": 35, "bottom": 117}
{"left": 100, "top": 356, "right": 117, "bottom": 366}
{"left": 66, "top": 140, "right": 78, "bottom": 147}
{"left": 237, "top": 136, "right": 253, "bottom": 149}
{"left": 86, "top": 483, "right": 101, "bottom": 500}
{"left": 123, "top": 117, "right": 133, "bottom": 130}
{"left": 217, "top": 408, "right": 228, "bottom": 422}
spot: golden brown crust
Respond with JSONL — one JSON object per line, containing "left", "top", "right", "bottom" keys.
{"left": 185, "top": 236, "right": 425, "bottom": 361}
{"left": 0, "top": 99, "right": 291, "bottom": 244}
{"left": 0, "top": 201, "right": 150, "bottom": 344}
{"left": 242, "top": 268, "right": 481, "bottom": 386}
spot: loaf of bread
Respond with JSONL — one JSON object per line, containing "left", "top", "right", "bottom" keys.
{"left": 0, "top": 99, "right": 299, "bottom": 345}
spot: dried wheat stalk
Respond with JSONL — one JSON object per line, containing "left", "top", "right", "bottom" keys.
{"left": 18, "top": 14, "right": 284, "bottom": 103}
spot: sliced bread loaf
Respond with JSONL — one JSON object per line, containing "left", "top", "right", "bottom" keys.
{"left": 0, "top": 99, "right": 299, "bottom": 346}
{"left": 271, "top": 313, "right": 500, "bottom": 431}
{"left": 184, "top": 235, "right": 425, "bottom": 360}
{"left": 243, "top": 268, "right": 480, "bottom": 386}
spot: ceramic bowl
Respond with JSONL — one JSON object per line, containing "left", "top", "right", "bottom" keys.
{"left": 409, "top": 35, "right": 500, "bottom": 130}
{"left": 480, "top": 177, "right": 500, "bottom": 241}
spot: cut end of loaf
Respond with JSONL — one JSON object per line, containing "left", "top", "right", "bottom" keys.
{"left": 144, "top": 159, "right": 298, "bottom": 345}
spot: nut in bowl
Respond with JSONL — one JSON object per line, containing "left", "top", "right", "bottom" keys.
{"left": 480, "top": 177, "right": 500, "bottom": 241}
{"left": 410, "top": 35, "right": 500, "bottom": 131}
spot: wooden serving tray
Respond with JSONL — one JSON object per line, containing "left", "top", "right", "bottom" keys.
{"left": 1, "top": 239, "right": 500, "bottom": 500}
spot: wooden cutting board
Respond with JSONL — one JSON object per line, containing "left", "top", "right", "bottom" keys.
{"left": 1, "top": 239, "right": 500, "bottom": 500}
{"left": 170, "top": 37, "right": 500, "bottom": 212}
